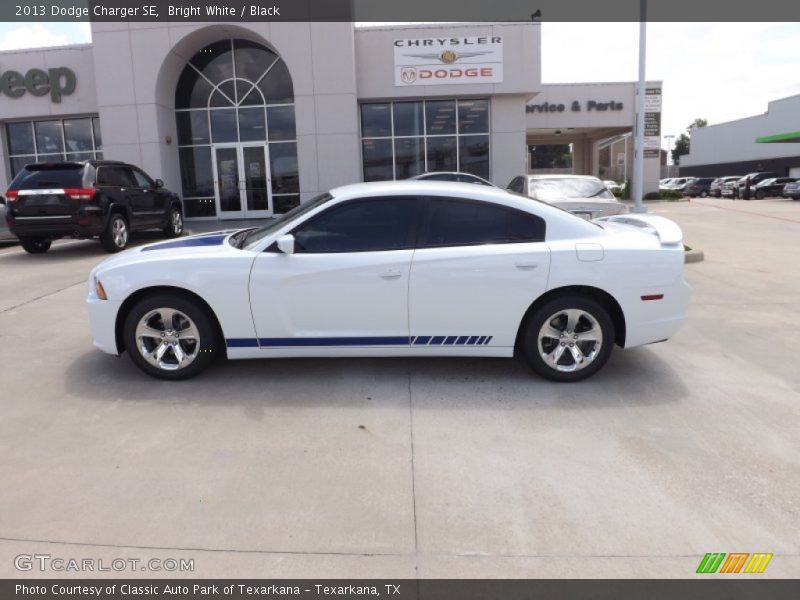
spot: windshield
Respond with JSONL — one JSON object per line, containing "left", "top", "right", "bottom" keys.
{"left": 240, "top": 193, "right": 334, "bottom": 249}
{"left": 528, "top": 178, "right": 614, "bottom": 201}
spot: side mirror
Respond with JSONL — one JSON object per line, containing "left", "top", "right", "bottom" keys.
{"left": 154, "top": 179, "right": 164, "bottom": 189}
{"left": 276, "top": 234, "right": 295, "bottom": 255}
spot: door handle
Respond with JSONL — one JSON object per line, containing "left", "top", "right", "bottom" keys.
{"left": 515, "top": 261, "right": 538, "bottom": 270}
{"left": 379, "top": 270, "right": 402, "bottom": 279}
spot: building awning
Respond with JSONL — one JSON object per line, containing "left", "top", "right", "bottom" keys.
{"left": 755, "top": 131, "right": 800, "bottom": 143}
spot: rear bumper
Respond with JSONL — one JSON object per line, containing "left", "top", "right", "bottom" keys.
{"left": 9, "top": 213, "right": 105, "bottom": 239}
{"left": 87, "top": 297, "right": 122, "bottom": 355}
{"left": 623, "top": 279, "right": 692, "bottom": 348}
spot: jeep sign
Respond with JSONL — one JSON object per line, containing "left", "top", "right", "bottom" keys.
{"left": 0, "top": 67, "right": 76, "bottom": 103}
{"left": 393, "top": 36, "right": 503, "bottom": 86}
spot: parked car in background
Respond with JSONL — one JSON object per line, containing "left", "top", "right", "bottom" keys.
{"left": 5, "top": 160, "right": 184, "bottom": 254}
{"left": 506, "top": 175, "right": 627, "bottom": 219}
{"left": 683, "top": 177, "right": 716, "bottom": 198}
{"left": 736, "top": 172, "right": 778, "bottom": 200}
{"left": 659, "top": 178, "right": 676, "bottom": 190}
{"left": 783, "top": 180, "right": 800, "bottom": 200}
{"left": 86, "top": 180, "right": 690, "bottom": 382}
{"left": 710, "top": 176, "right": 741, "bottom": 198}
{"left": 721, "top": 179, "right": 740, "bottom": 198}
{"left": 0, "top": 196, "right": 18, "bottom": 242}
{"left": 409, "top": 172, "right": 496, "bottom": 186}
{"left": 666, "top": 177, "right": 693, "bottom": 193}
{"left": 753, "top": 177, "right": 796, "bottom": 199}
{"left": 603, "top": 180, "right": 622, "bottom": 194}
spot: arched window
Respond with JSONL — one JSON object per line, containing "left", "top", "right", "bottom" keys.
{"left": 175, "top": 39, "right": 299, "bottom": 218}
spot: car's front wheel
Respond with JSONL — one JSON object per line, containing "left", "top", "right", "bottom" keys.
{"left": 520, "top": 296, "right": 614, "bottom": 382}
{"left": 100, "top": 213, "right": 129, "bottom": 252}
{"left": 123, "top": 294, "right": 219, "bottom": 380}
{"left": 755, "top": 190, "right": 765, "bottom": 199}
{"left": 163, "top": 206, "right": 183, "bottom": 238}
{"left": 19, "top": 237, "right": 52, "bottom": 254}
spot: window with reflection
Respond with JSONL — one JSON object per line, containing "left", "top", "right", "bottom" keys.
{"left": 5, "top": 117, "right": 102, "bottom": 178}
{"left": 360, "top": 98, "right": 490, "bottom": 182}
{"left": 175, "top": 39, "right": 299, "bottom": 217}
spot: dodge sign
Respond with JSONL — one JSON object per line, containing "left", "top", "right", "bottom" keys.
{"left": 393, "top": 36, "right": 504, "bottom": 86}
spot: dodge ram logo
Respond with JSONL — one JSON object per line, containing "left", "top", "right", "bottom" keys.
{"left": 400, "top": 67, "right": 417, "bottom": 84}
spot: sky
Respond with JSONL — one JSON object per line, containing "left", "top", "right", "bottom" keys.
{"left": 1, "top": 22, "right": 798, "bottom": 150}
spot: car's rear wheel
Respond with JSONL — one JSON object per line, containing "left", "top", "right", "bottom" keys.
{"left": 520, "top": 296, "right": 614, "bottom": 382}
{"left": 19, "top": 237, "right": 51, "bottom": 254}
{"left": 163, "top": 206, "right": 183, "bottom": 238}
{"left": 700, "top": 191, "right": 708, "bottom": 198}
{"left": 100, "top": 213, "right": 129, "bottom": 252}
{"left": 755, "top": 190, "right": 765, "bottom": 199}
{"left": 123, "top": 294, "right": 218, "bottom": 380}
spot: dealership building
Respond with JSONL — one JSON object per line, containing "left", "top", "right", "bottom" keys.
{"left": 0, "top": 22, "right": 661, "bottom": 222}
{"left": 680, "top": 94, "right": 800, "bottom": 178}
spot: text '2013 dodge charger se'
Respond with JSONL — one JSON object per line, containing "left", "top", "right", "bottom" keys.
{"left": 87, "top": 181, "right": 690, "bottom": 382}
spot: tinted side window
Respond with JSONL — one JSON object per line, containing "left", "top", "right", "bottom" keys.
{"left": 96, "top": 166, "right": 134, "bottom": 187}
{"left": 131, "top": 168, "right": 154, "bottom": 189}
{"left": 421, "top": 197, "right": 545, "bottom": 248}
{"left": 293, "top": 197, "right": 419, "bottom": 253}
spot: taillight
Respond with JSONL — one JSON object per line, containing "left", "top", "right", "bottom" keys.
{"left": 64, "top": 187, "right": 97, "bottom": 200}
{"left": 5, "top": 190, "right": 18, "bottom": 202}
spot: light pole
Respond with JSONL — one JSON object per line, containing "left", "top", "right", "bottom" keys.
{"left": 664, "top": 134, "right": 675, "bottom": 176}
{"left": 631, "top": 0, "right": 647, "bottom": 213}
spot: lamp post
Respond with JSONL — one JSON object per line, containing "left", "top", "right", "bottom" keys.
{"left": 664, "top": 134, "right": 675, "bottom": 176}
{"left": 631, "top": 0, "right": 647, "bottom": 213}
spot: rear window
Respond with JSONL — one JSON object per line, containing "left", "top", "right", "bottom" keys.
{"left": 528, "top": 177, "right": 614, "bottom": 200}
{"left": 8, "top": 164, "right": 86, "bottom": 190}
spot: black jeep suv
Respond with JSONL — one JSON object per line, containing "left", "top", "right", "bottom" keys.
{"left": 5, "top": 160, "right": 184, "bottom": 254}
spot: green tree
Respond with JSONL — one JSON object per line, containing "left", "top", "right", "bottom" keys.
{"left": 671, "top": 118, "right": 708, "bottom": 166}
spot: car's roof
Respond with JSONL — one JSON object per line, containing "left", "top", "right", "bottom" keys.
{"left": 23, "top": 159, "right": 128, "bottom": 169}
{"left": 527, "top": 174, "right": 601, "bottom": 181}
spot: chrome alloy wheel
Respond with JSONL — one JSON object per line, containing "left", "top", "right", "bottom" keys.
{"left": 112, "top": 217, "right": 128, "bottom": 248}
{"left": 171, "top": 210, "right": 183, "bottom": 235}
{"left": 537, "top": 308, "right": 603, "bottom": 373}
{"left": 135, "top": 308, "right": 200, "bottom": 371}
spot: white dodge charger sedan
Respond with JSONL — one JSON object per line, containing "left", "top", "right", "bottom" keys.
{"left": 87, "top": 181, "right": 690, "bottom": 382}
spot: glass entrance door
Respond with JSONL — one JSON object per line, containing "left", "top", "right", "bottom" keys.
{"left": 212, "top": 143, "right": 272, "bottom": 219}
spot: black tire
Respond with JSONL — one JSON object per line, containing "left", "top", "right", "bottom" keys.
{"left": 520, "top": 295, "right": 615, "bottom": 382}
{"left": 700, "top": 191, "right": 708, "bottom": 198}
{"left": 163, "top": 205, "right": 184, "bottom": 238}
{"left": 19, "top": 237, "right": 51, "bottom": 254}
{"left": 100, "top": 213, "right": 129, "bottom": 253}
{"left": 714, "top": 191, "right": 721, "bottom": 198}
{"left": 123, "top": 293, "right": 219, "bottom": 380}
{"left": 755, "top": 190, "right": 765, "bottom": 199}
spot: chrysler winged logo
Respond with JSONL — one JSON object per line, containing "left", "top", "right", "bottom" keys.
{"left": 404, "top": 50, "right": 492, "bottom": 64}
{"left": 400, "top": 67, "right": 417, "bottom": 84}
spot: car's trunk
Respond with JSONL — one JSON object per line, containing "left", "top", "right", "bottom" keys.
{"left": 550, "top": 199, "right": 627, "bottom": 219}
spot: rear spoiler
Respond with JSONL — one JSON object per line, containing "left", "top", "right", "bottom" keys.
{"left": 595, "top": 214, "right": 683, "bottom": 246}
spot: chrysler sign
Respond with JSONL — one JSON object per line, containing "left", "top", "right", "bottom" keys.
{"left": 393, "top": 36, "right": 503, "bottom": 86}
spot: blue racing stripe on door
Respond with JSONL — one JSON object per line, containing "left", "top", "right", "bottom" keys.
{"left": 226, "top": 335, "right": 496, "bottom": 348}
{"left": 258, "top": 336, "right": 410, "bottom": 347}
{"left": 226, "top": 338, "right": 259, "bottom": 347}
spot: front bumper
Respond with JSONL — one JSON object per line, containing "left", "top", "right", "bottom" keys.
{"left": 87, "top": 297, "right": 123, "bottom": 355}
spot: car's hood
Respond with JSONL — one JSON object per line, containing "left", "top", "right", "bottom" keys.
{"left": 92, "top": 230, "right": 241, "bottom": 272}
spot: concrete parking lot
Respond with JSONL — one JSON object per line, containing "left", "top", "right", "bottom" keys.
{"left": 0, "top": 197, "right": 798, "bottom": 579}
